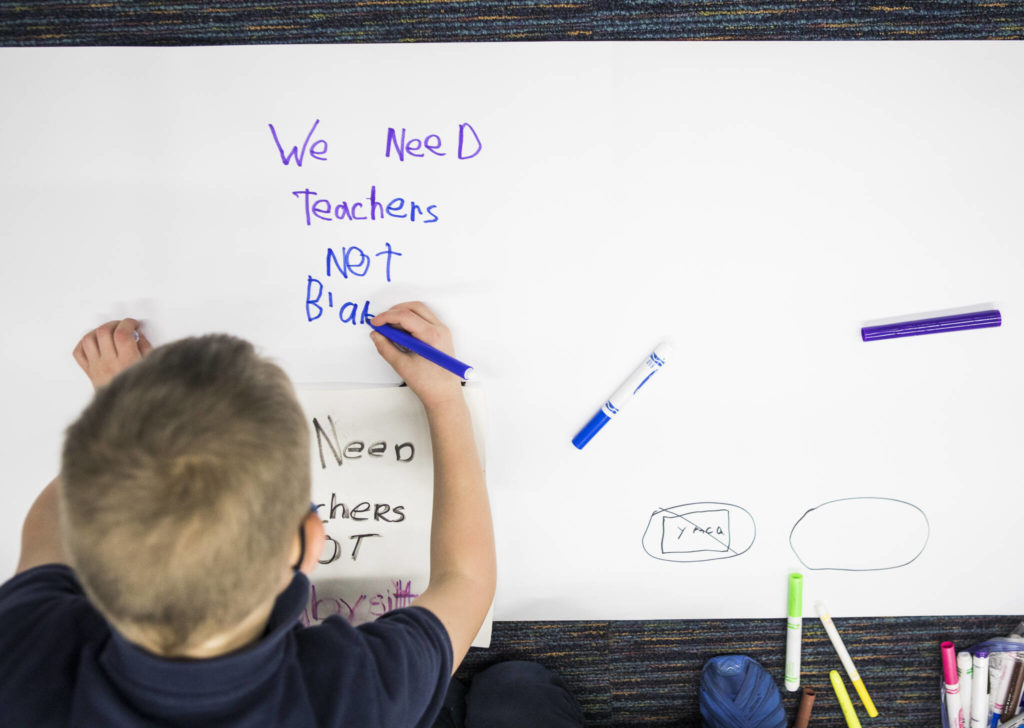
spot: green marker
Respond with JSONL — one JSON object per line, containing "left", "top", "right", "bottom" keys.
{"left": 785, "top": 572, "right": 803, "bottom": 692}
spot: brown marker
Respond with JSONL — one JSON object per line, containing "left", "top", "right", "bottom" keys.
{"left": 1002, "top": 657, "right": 1024, "bottom": 723}
{"left": 793, "top": 686, "right": 816, "bottom": 728}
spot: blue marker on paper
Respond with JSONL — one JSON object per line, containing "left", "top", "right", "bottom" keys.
{"left": 572, "top": 342, "right": 673, "bottom": 450}
{"left": 368, "top": 321, "right": 475, "bottom": 380}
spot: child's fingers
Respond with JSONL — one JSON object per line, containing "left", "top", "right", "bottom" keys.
{"left": 370, "top": 330, "right": 406, "bottom": 370}
{"left": 371, "top": 304, "right": 424, "bottom": 329}
{"left": 113, "top": 318, "right": 142, "bottom": 361}
{"left": 372, "top": 308, "right": 450, "bottom": 350}
{"left": 137, "top": 330, "right": 154, "bottom": 357}
{"left": 371, "top": 307, "right": 424, "bottom": 333}
{"left": 72, "top": 340, "right": 89, "bottom": 371}
{"left": 373, "top": 301, "right": 441, "bottom": 327}
{"left": 393, "top": 300, "right": 441, "bottom": 325}
{"left": 94, "top": 320, "right": 120, "bottom": 360}
{"left": 80, "top": 329, "right": 101, "bottom": 364}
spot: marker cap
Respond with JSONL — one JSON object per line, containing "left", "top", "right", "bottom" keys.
{"left": 941, "top": 641, "right": 958, "bottom": 684}
{"left": 652, "top": 341, "right": 674, "bottom": 364}
{"left": 852, "top": 678, "right": 878, "bottom": 718}
{"left": 572, "top": 410, "right": 610, "bottom": 450}
{"left": 788, "top": 573, "right": 803, "bottom": 618}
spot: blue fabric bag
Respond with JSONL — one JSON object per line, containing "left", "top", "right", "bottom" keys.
{"left": 700, "top": 655, "right": 786, "bottom": 728}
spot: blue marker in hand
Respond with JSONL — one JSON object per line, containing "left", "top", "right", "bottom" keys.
{"left": 368, "top": 320, "right": 475, "bottom": 381}
{"left": 572, "top": 342, "right": 673, "bottom": 449}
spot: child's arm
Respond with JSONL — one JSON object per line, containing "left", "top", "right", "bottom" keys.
{"left": 15, "top": 477, "right": 65, "bottom": 575}
{"left": 15, "top": 319, "right": 151, "bottom": 576}
{"left": 369, "top": 303, "right": 496, "bottom": 674}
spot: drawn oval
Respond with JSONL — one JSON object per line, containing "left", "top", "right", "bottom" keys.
{"left": 642, "top": 502, "right": 756, "bottom": 563}
{"left": 789, "top": 497, "right": 930, "bottom": 571}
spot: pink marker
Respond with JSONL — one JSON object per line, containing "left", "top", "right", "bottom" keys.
{"left": 943, "top": 642, "right": 965, "bottom": 728}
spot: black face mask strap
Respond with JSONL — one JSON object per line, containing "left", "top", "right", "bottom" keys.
{"left": 292, "top": 524, "right": 306, "bottom": 573}
{"left": 292, "top": 503, "right": 317, "bottom": 573}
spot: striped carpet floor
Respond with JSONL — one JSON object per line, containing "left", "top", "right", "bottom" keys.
{"left": 1, "top": 1, "right": 1023, "bottom": 45}
{"left": 463, "top": 616, "right": 1017, "bottom": 726}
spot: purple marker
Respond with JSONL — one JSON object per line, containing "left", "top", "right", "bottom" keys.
{"left": 861, "top": 310, "right": 1001, "bottom": 342}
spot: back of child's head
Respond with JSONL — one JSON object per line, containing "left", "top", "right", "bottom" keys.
{"left": 60, "top": 334, "right": 311, "bottom": 655}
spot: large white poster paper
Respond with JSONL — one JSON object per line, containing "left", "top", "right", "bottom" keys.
{"left": 2, "top": 43, "right": 1023, "bottom": 620}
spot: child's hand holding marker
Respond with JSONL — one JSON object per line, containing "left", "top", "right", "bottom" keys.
{"left": 369, "top": 302, "right": 470, "bottom": 410}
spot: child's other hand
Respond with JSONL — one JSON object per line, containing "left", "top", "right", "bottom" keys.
{"left": 73, "top": 318, "right": 153, "bottom": 390}
{"left": 370, "top": 302, "right": 463, "bottom": 411}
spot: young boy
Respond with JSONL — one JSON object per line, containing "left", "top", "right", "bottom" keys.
{"left": 0, "top": 302, "right": 496, "bottom": 726}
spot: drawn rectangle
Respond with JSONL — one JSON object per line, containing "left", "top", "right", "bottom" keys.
{"left": 661, "top": 509, "right": 731, "bottom": 554}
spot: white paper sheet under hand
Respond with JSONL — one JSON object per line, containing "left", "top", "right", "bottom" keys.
{"left": 295, "top": 384, "right": 491, "bottom": 648}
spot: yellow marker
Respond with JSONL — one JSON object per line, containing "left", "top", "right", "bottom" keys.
{"left": 830, "top": 670, "right": 863, "bottom": 728}
{"left": 816, "top": 601, "right": 879, "bottom": 717}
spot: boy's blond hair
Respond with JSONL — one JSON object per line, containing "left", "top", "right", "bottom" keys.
{"left": 60, "top": 335, "right": 311, "bottom": 654}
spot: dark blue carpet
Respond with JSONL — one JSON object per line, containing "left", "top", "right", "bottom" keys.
{"left": 466, "top": 616, "right": 1016, "bottom": 726}
{"left": 1, "top": 0, "right": 1023, "bottom": 45}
